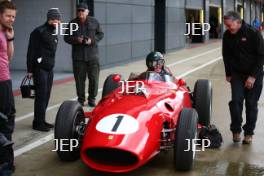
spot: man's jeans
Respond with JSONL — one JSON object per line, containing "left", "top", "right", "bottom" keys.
{"left": 229, "top": 73, "right": 263, "bottom": 135}
{"left": 33, "top": 68, "right": 53, "bottom": 125}
{"left": 0, "top": 80, "right": 15, "bottom": 174}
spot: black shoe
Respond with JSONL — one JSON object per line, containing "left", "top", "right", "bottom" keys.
{"left": 44, "top": 122, "right": 54, "bottom": 128}
{"left": 32, "top": 123, "right": 50, "bottom": 132}
{"left": 78, "top": 99, "right": 84, "bottom": 106}
{"left": 232, "top": 133, "right": 241, "bottom": 143}
{"left": 88, "top": 100, "right": 96, "bottom": 107}
{"left": 242, "top": 135, "right": 253, "bottom": 144}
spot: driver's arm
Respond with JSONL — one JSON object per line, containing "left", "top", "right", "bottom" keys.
{"left": 164, "top": 66, "right": 173, "bottom": 76}
{"left": 128, "top": 71, "right": 147, "bottom": 81}
{"left": 164, "top": 67, "right": 176, "bottom": 82}
{"left": 128, "top": 72, "right": 139, "bottom": 81}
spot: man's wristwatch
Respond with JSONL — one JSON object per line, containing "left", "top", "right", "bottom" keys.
{"left": 7, "top": 37, "right": 14, "bottom": 42}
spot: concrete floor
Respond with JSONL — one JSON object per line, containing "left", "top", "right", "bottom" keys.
{"left": 12, "top": 41, "right": 264, "bottom": 176}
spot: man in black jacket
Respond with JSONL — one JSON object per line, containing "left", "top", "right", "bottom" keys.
{"left": 64, "top": 3, "right": 104, "bottom": 107}
{"left": 27, "top": 8, "right": 61, "bottom": 132}
{"left": 223, "top": 11, "right": 264, "bottom": 144}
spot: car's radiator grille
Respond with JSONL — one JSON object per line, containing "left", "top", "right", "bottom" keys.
{"left": 86, "top": 148, "right": 138, "bottom": 167}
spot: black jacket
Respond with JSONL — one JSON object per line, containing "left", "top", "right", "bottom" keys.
{"left": 222, "top": 21, "right": 264, "bottom": 78}
{"left": 27, "top": 23, "right": 58, "bottom": 72}
{"left": 64, "top": 16, "right": 104, "bottom": 61}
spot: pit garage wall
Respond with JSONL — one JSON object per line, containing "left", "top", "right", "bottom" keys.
{"left": 10, "top": 0, "right": 264, "bottom": 72}
{"left": 10, "top": 0, "right": 187, "bottom": 71}
{"left": 11, "top": 0, "right": 156, "bottom": 71}
{"left": 94, "top": 0, "right": 154, "bottom": 67}
{"left": 11, "top": 0, "right": 74, "bottom": 72}
{"left": 255, "top": 2, "right": 260, "bottom": 20}
{"left": 226, "top": 0, "right": 235, "bottom": 12}
{"left": 251, "top": 0, "right": 256, "bottom": 24}
{"left": 166, "top": 0, "right": 186, "bottom": 51}
{"left": 96, "top": 0, "right": 187, "bottom": 66}
{"left": 244, "top": 0, "right": 251, "bottom": 24}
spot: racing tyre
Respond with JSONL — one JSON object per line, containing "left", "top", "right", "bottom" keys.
{"left": 55, "top": 100, "right": 85, "bottom": 161}
{"left": 174, "top": 108, "right": 198, "bottom": 171}
{"left": 193, "top": 79, "right": 212, "bottom": 126}
{"left": 102, "top": 74, "right": 121, "bottom": 98}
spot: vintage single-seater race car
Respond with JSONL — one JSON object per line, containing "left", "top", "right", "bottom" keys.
{"left": 54, "top": 71, "right": 212, "bottom": 173}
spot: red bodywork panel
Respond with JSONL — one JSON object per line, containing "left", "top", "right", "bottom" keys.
{"left": 81, "top": 80, "right": 193, "bottom": 173}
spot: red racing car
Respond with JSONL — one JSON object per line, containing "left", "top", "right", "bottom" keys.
{"left": 54, "top": 71, "right": 212, "bottom": 173}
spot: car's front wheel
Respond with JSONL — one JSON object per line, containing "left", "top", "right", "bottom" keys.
{"left": 54, "top": 100, "right": 85, "bottom": 161}
{"left": 193, "top": 79, "right": 212, "bottom": 126}
{"left": 174, "top": 108, "right": 198, "bottom": 171}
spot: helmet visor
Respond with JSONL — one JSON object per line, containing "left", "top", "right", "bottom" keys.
{"left": 151, "top": 59, "right": 165, "bottom": 67}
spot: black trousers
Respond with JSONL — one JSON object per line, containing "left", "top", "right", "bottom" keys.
{"left": 229, "top": 72, "right": 263, "bottom": 135}
{"left": 72, "top": 59, "right": 100, "bottom": 103}
{"left": 33, "top": 68, "right": 53, "bottom": 125}
{"left": 0, "top": 80, "right": 16, "bottom": 171}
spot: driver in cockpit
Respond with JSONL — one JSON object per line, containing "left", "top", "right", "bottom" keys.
{"left": 145, "top": 51, "right": 172, "bottom": 77}
{"left": 129, "top": 51, "right": 173, "bottom": 80}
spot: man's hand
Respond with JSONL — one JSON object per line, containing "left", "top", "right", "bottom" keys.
{"left": 87, "top": 38, "right": 92, "bottom": 45}
{"left": 27, "top": 73, "right": 33, "bottom": 79}
{"left": 77, "top": 37, "right": 84, "bottom": 44}
{"left": 245, "top": 76, "right": 256, "bottom": 89}
{"left": 5, "top": 26, "right": 14, "bottom": 40}
{"left": 6, "top": 27, "right": 14, "bottom": 60}
{"left": 84, "top": 38, "right": 92, "bottom": 45}
{"left": 226, "top": 76, "right": 232, "bottom": 82}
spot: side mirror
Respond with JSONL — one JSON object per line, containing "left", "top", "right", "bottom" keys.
{"left": 178, "top": 79, "right": 186, "bottom": 86}
{"left": 112, "top": 74, "right": 121, "bottom": 82}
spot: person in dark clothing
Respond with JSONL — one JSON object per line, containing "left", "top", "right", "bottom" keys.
{"left": 27, "top": 8, "right": 61, "bottom": 132}
{"left": 223, "top": 11, "right": 264, "bottom": 144}
{"left": 64, "top": 3, "right": 104, "bottom": 107}
{"left": 0, "top": 1, "right": 16, "bottom": 175}
{"left": 252, "top": 18, "right": 261, "bottom": 31}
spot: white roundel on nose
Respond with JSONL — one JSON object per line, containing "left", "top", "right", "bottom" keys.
{"left": 96, "top": 114, "right": 139, "bottom": 134}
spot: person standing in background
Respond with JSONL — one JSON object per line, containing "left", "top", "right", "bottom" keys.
{"left": 252, "top": 18, "right": 261, "bottom": 31}
{"left": 26, "top": 8, "right": 61, "bottom": 132}
{"left": 223, "top": 11, "right": 264, "bottom": 144}
{"left": 0, "top": 1, "right": 17, "bottom": 175}
{"left": 64, "top": 3, "right": 104, "bottom": 107}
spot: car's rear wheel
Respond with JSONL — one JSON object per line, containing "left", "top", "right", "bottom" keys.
{"left": 55, "top": 100, "right": 85, "bottom": 161}
{"left": 102, "top": 74, "right": 121, "bottom": 99}
{"left": 174, "top": 108, "right": 198, "bottom": 171}
{"left": 193, "top": 79, "right": 212, "bottom": 126}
